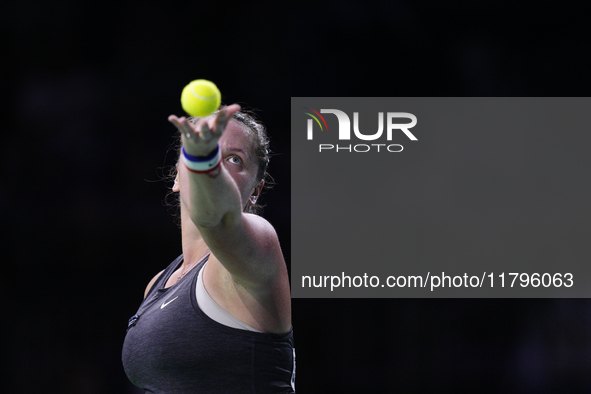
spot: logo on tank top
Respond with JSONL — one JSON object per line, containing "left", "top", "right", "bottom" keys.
{"left": 160, "top": 296, "right": 179, "bottom": 309}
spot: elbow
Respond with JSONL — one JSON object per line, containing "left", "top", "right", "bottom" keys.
{"left": 192, "top": 208, "right": 241, "bottom": 231}
{"left": 191, "top": 209, "right": 223, "bottom": 229}
{"left": 194, "top": 217, "right": 220, "bottom": 229}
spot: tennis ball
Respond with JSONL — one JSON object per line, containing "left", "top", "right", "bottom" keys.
{"left": 180, "top": 79, "right": 221, "bottom": 117}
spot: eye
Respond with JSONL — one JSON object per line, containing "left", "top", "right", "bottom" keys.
{"left": 227, "top": 155, "right": 242, "bottom": 165}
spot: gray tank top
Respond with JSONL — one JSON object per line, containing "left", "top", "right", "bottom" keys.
{"left": 122, "top": 254, "right": 295, "bottom": 393}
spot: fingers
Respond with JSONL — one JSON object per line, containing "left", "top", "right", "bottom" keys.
{"left": 168, "top": 103, "right": 242, "bottom": 141}
{"left": 223, "top": 103, "right": 242, "bottom": 116}
{"left": 211, "top": 104, "right": 242, "bottom": 135}
{"left": 212, "top": 109, "right": 230, "bottom": 135}
{"left": 200, "top": 122, "right": 212, "bottom": 140}
{"left": 168, "top": 115, "right": 197, "bottom": 140}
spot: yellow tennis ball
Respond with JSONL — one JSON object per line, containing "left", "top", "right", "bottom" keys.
{"left": 180, "top": 79, "right": 221, "bottom": 117}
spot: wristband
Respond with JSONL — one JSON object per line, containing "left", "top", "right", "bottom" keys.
{"left": 182, "top": 145, "right": 222, "bottom": 174}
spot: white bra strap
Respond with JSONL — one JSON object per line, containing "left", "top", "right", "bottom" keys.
{"left": 196, "top": 264, "right": 262, "bottom": 333}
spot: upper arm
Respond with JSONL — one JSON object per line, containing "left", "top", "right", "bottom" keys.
{"left": 198, "top": 212, "right": 286, "bottom": 289}
{"left": 144, "top": 270, "right": 165, "bottom": 299}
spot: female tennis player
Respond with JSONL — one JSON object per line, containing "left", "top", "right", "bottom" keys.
{"left": 122, "top": 104, "right": 295, "bottom": 393}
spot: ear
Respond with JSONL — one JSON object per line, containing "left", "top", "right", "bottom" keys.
{"left": 172, "top": 172, "right": 180, "bottom": 192}
{"left": 248, "top": 180, "right": 264, "bottom": 206}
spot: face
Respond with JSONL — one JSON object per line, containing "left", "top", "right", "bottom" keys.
{"left": 173, "top": 119, "right": 263, "bottom": 210}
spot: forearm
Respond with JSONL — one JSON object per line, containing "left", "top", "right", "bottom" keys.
{"left": 169, "top": 104, "right": 247, "bottom": 229}
{"left": 181, "top": 162, "right": 243, "bottom": 228}
{"left": 168, "top": 105, "right": 285, "bottom": 288}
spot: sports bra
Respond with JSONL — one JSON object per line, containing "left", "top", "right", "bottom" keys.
{"left": 196, "top": 262, "right": 261, "bottom": 332}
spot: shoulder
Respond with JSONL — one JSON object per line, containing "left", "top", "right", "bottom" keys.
{"left": 242, "top": 214, "right": 285, "bottom": 276}
{"left": 144, "top": 270, "right": 165, "bottom": 299}
{"left": 205, "top": 213, "right": 286, "bottom": 287}
{"left": 233, "top": 213, "right": 284, "bottom": 268}
{"left": 242, "top": 213, "right": 281, "bottom": 246}
{"left": 205, "top": 212, "right": 283, "bottom": 258}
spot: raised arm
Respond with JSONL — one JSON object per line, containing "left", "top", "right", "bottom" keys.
{"left": 168, "top": 106, "right": 286, "bottom": 289}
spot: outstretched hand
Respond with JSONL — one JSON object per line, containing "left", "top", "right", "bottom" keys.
{"left": 168, "top": 104, "right": 242, "bottom": 157}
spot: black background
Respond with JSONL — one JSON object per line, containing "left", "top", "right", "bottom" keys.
{"left": 3, "top": 1, "right": 591, "bottom": 393}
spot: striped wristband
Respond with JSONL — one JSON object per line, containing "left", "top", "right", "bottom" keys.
{"left": 182, "top": 145, "right": 222, "bottom": 174}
